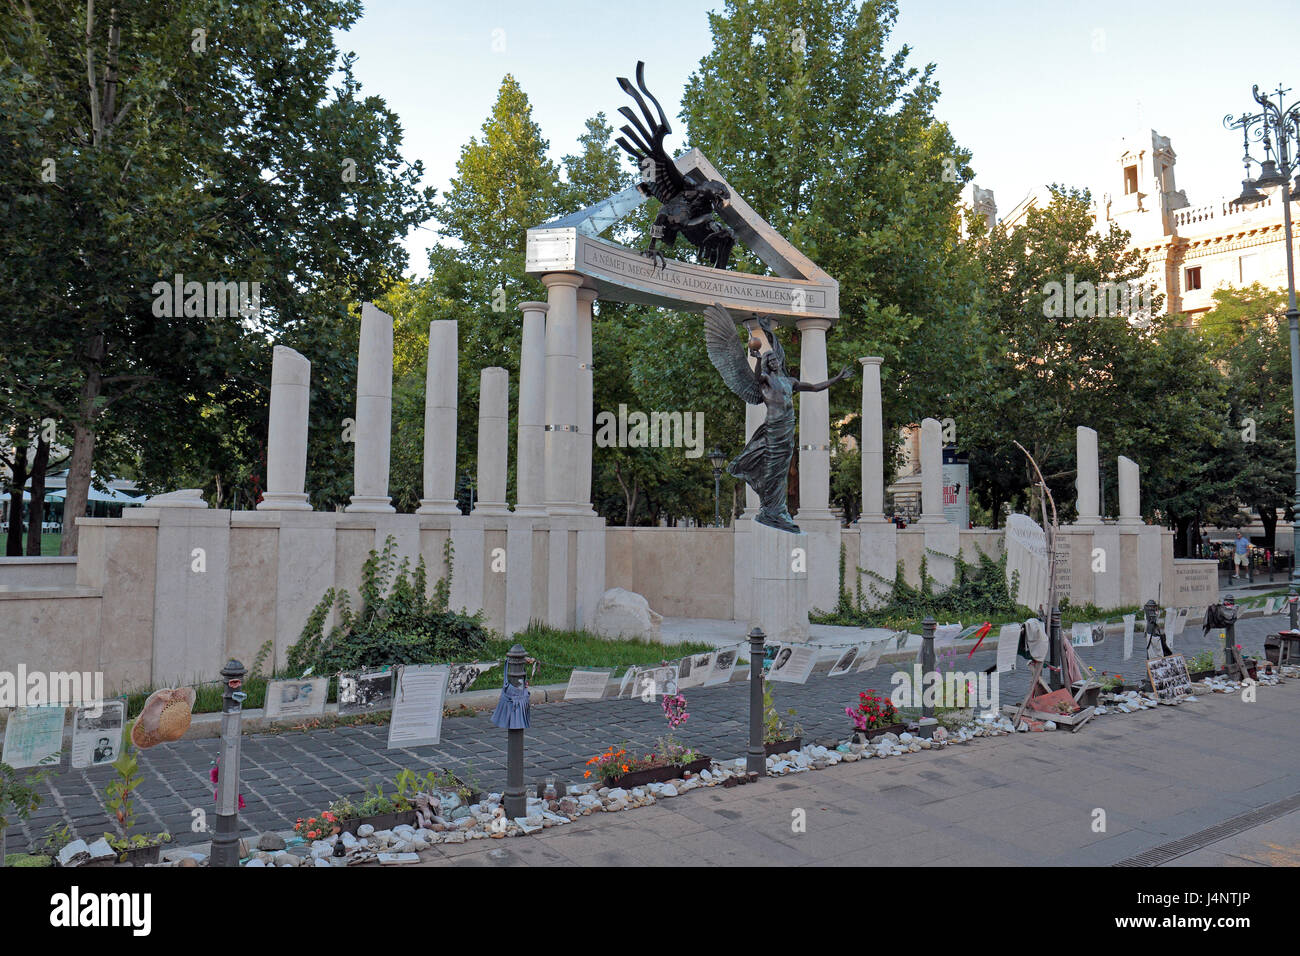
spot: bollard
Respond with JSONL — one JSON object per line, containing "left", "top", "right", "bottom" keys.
{"left": 1049, "top": 606, "right": 1063, "bottom": 690}
{"left": 918, "top": 617, "right": 937, "bottom": 738}
{"left": 209, "top": 659, "right": 247, "bottom": 867}
{"left": 503, "top": 644, "right": 527, "bottom": 819}
{"left": 1290, "top": 589, "right": 1298, "bottom": 632}
{"left": 747, "top": 627, "right": 766, "bottom": 777}
{"left": 1223, "top": 594, "right": 1237, "bottom": 666}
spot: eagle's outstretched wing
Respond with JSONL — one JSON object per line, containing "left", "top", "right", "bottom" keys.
{"left": 615, "top": 61, "right": 690, "bottom": 204}
{"left": 704, "top": 303, "right": 763, "bottom": 405}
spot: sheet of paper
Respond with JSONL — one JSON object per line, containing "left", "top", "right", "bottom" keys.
{"left": 1, "top": 706, "right": 65, "bottom": 769}
{"left": 856, "top": 640, "right": 885, "bottom": 673}
{"left": 265, "top": 678, "right": 328, "bottom": 719}
{"left": 933, "top": 623, "right": 962, "bottom": 649}
{"left": 337, "top": 668, "right": 394, "bottom": 716}
{"left": 563, "top": 669, "right": 611, "bottom": 700}
{"left": 1071, "top": 622, "right": 1094, "bottom": 647}
{"left": 71, "top": 699, "right": 125, "bottom": 769}
{"left": 768, "top": 644, "right": 817, "bottom": 684}
{"left": 706, "top": 648, "right": 739, "bottom": 685}
{"left": 386, "top": 665, "right": 449, "bottom": 749}
{"left": 996, "top": 622, "right": 1021, "bottom": 673}
{"left": 447, "top": 663, "right": 495, "bottom": 695}
{"left": 828, "top": 644, "right": 863, "bottom": 676}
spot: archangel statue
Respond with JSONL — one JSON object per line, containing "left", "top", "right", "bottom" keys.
{"left": 614, "top": 62, "right": 736, "bottom": 270}
{"left": 704, "top": 303, "right": 852, "bottom": 533}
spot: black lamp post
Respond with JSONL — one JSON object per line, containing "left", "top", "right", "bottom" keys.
{"left": 1226, "top": 85, "right": 1300, "bottom": 585}
{"left": 708, "top": 447, "right": 725, "bottom": 527}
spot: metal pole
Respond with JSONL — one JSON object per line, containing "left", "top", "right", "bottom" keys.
{"left": 919, "top": 617, "right": 937, "bottom": 738}
{"left": 1223, "top": 595, "right": 1238, "bottom": 675}
{"left": 747, "top": 627, "right": 766, "bottom": 777}
{"left": 1280, "top": 175, "right": 1300, "bottom": 590}
{"left": 713, "top": 468, "right": 721, "bottom": 528}
{"left": 209, "top": 659, "right": 246, "bottom": 867}
{"left": 503, "top": 643, "right": 527, "bottom": 818}
{"left": 1290, "top": 588, "right": 1298, "bottom": 631}
{"left": 1049, "top": 606, "right": 1063, "bottom": 690}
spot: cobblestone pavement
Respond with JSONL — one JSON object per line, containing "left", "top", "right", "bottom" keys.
{"left": 6, "top": 614, "right": 1286, "bottom": 851}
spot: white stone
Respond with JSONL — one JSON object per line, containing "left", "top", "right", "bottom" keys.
{"left": 591, "top": 588, "right": 662, "bottom": 640}
{"left": 346, "top": 302, "right": 396, "bottom": 512}
{"left": 357, "top": 824, "right": 375, "bottom": 837}
{"left": 1074, "top": 426, "right": 1100, "bottom": 525}
{"left": 515, "top": 303, "right": 548, "bottom": 514}
{"left": 417, "top": 320, "right": 460, "bottom": 513}
{"left": 857, "top": 357, "right": 886, "bottom": 520}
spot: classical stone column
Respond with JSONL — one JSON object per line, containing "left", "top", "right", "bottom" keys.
{"left": 257, "top": 345, "right": 312, "bottom": 511}
{"left": 856, "top": 356, "right": 886, "bottom": 523}
{"left": 918, "top": 417, "right": 944, "bottom": 523}
{"left": 1075, "top": 425, "right": 1101, "bottom": 525}
{"left": 472, "top": 367, "right": 509, "bottom": 515}
{"left": 1117, "top": 455, "right": 1141, "bottom": 526}
{"left": 417, "top": 319, "right": 460, "bottom": 514}
{"left": 795, "top": 318, "right": 833, "bottom": 519}
{"left": 542, "top": 273, "right": 583, "bottom": 515}
{"left": 575, "top": 288, "right": 597, "bottom": 515}
{"left": 514, "top": 303, "right": 548, "bottom": 516}
{"left": 346, "top": 302, "right": 395, "bottom": 513}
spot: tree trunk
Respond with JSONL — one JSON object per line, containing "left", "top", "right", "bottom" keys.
{"left": 25, "top": 434, "right": 50, "bottom": 556}
{"left": 1257, "top": 504, "right": 1277, "bottom": 551}
{"left": 6, "top": 438, "right": 30, "bottom": 557}
{"left": 61, "top": 337, "right": 104, "bottom": 556}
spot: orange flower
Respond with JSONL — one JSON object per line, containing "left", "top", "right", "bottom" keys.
{"left": 584, "top": 770, "right": 591, "bottom": 778}
{"left": 307, "top": 830, "right": 318, "bottom": 839}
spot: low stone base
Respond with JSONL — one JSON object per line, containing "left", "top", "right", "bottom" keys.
{"left": 750, "top": 523, "right": 809, "bottom": 643}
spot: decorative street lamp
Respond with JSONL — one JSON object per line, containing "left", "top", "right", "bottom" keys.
{"left": 1226, "top": 85, "right": 1300, "bottom": 585}
{"left": 708, "top": 447, "right": 726, "bottom": 527}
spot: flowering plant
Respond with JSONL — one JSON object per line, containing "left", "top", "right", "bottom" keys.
{"left": 294, "top": 810, "right": 339, "bottom": 841}
{"left": 845, "top": 690, "right": 898, "bottom": 731}
{"left": 661, "top": 693, "right": 689, "bottom": 729}
{"left": 584, "top": 746, "right": 634, "bottom": 783}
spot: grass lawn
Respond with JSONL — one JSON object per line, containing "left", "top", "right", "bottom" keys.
{"left": 116, "top": 626, "right": 715, "bottom": 718}
{"left": 41, "top": 533, "right": 61, "bottom": 555}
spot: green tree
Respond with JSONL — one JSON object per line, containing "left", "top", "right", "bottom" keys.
{"left": 0, "top": 2, "right": 432, "bottom": 546}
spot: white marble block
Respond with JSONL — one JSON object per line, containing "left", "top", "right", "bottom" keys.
{"left": 1075, "top": 425, "right": 1100, "bottom": 525}
{"left": 418, "top": 320, "right": 460, "bottom": 515}
{"left": 750, "top": 524, "right": 809, "bottom": 643}
{"left": 347, "top": 302, "right": 395, "bottom": 513}
{"left": 515, "top": 303, "right": 548, "bottom": 516}
{"left": 258, "top": 345, "right": 312, "bottom": 511}
{"left": 857, "top": 357, "right": 886, "bottom": 523}
{"left": 918, "top": 417, "right": 945, "bottom": 524}
{"left": 1117, "top": 455, "right": 1141, "bottom": 526}
{"left": 857, "top": 520, "right": 898, "bottom": 609}
{"left": 472, "top": 367, "right": 510, "bottom": 515}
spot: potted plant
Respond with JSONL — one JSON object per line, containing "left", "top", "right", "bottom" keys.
{"left": 1, "top": 760, "right": 50, "bottom": 868}
{"left": 1097, "top": 672, "right": 1126, "bottom": 694}
{"left": 762, "top": 682, "right": 803, "bottom": 755}
{"left": 846, "top": 690, "right": 904, "bottom": 741}
{"left": 101, "top": 733, "right": 170, "bottom": 865}
{"left": 1187, "top": 651, "right": 1216, "bottom": 682}
{"left": 585, "top": 739, "right": 711, "bottom": 790}
{"left": 342, "top": 783, "right": 418, "bottom": 833}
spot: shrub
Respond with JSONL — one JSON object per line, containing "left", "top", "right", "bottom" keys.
{"left": 287, "top": 536, "right": 489, "bottom": 675}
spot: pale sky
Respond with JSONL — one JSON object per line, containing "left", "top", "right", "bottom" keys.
{"left": 338, "top": 0, "right": 1297, "bottom": 275}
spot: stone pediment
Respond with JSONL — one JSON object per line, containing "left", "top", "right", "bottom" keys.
{"left": 526, "top": 148, "right": 838, "bottom": 325}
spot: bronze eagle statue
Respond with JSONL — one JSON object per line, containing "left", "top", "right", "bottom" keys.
{"left": 615, "top": 62, "right": 736, "bottom": 271}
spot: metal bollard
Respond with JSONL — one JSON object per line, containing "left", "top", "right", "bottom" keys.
{"left": 1290, "top": 589, "right": 1298, "bottom": 632}
{"left": 1222, "top": 595, "right": 1239, "bottom": 677}
{"left": 503, "top": 644, "right": 527, "bottom": 819}
{"left": 919, "top": 617, "right": 937, "bottom": 738}
{"left": 747, "top": 627, "right": 766, "bottom": 777}
{"left": 209, "top": 659, "right": 247, "bottom": 867}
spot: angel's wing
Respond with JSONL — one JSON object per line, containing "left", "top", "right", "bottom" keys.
{"left": 614, "top": 62, "right": 689, "bottom": 204}
{"left": 704, "top": 303, "right": 763, "bottom": 405}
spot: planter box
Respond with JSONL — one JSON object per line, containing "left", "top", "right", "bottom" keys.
{"left": 763, "top": 737, "right": 801, "bottom": 756}
{"left": 1189, "top": 670, "right": 1216, "bottom": 682}
{"left": 603, "top": 756, "right": 711, "bottom": 790}
{"left": 852, "top": 721, "right": 907, "bottom": 742}
{"left": 122, "top": 844, "right": 162, "bottom": 867}
{"left": 339, "top": 809, "right": 418, "bottom": 834}
{"left": 1071, "top": 681, "right": 1102, "bottom": 709}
